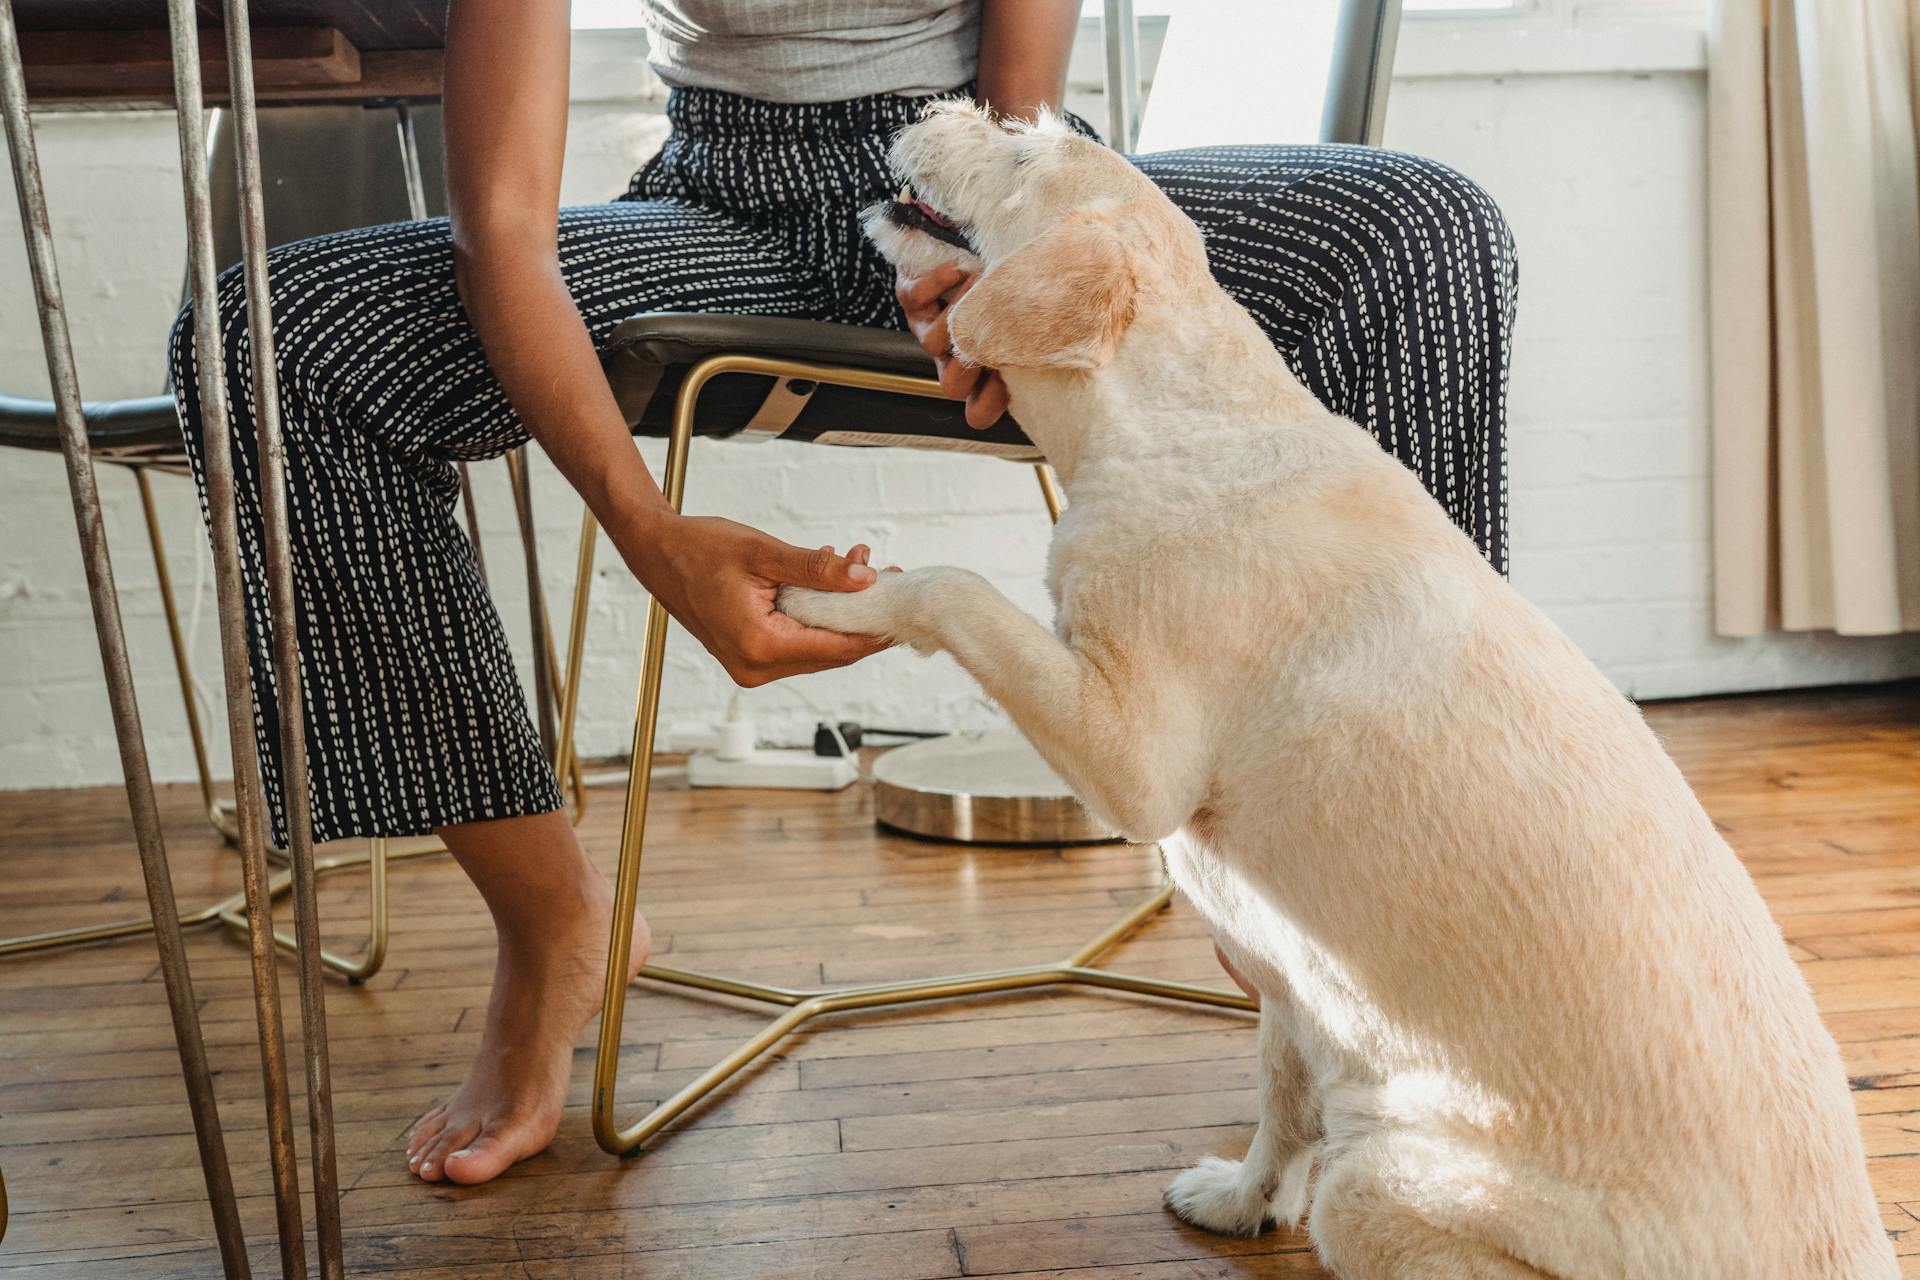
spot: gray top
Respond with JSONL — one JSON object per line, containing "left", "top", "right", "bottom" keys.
{"left": 639, "top": 0, "right": 981, "bottom": 102}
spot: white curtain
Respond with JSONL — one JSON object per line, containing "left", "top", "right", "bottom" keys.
{"left": 1708, "top": 0, "right": 1920, "bottom": 636}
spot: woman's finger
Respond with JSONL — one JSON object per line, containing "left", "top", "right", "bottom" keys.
{"left": 915, "top": 303, "right": 953, "bottom": 358}
{"left": 897, "top": 263, "right": 968, "bottom": 317}
{"left": 937, "top": 273, "right": 979, "bottom": 309}
{"left": 965, "top": 370, "right": 1010, "bottom": 429}
{"left": 759, "top": 540, "right": 877, "bottom": 592}
{"left": 938, "top": 353, "right": 983, "bottom": 401}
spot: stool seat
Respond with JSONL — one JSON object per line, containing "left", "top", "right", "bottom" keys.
{"left": 0, "top": 390, "right": 187, "bottom": 466}
{"left": 602, "top": 313, "right": 1043, "bottom": 461}
{"left": 2, "top": 314, "right": 1046, "bottom": 473}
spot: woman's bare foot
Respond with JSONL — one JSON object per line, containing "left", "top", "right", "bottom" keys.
{"left": 404, "top": 811, "right": 650, "bottom": 1186}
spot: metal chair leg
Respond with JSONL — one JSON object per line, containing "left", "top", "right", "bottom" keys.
{"left": 505, "top": 446, "right": 592, "bottom": 815}
{"left": 554, "top": 504, "right": 598, "bottom": 795}
{"left": 135, "top": 466, "right": 240, "bottom": 843}
{"left": 218, "top": 4, "right": 345, "bottom": 1269}
{"left": 1035, "top": 462, "right": 1065, "bottom": 521}
{"left": 590, "top": 355, "right": 1255, "bottom": 1158}
{"left": 0, "top": 8, "right": 250, "bottom": 1274}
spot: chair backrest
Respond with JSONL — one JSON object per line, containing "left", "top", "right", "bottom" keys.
{"left": 1124, "top": 0, "right": 1402, "bottom": 153}
{"left": 204, "top": 103, "right": 446, "bottom": 274}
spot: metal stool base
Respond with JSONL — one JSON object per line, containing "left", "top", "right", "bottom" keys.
{"left": 609, "top": 878, "right": 1254, "bottom": 1155}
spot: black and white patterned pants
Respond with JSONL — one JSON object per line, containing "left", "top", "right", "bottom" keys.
{"left": 172, "top": 86, "right": 1517, "bottom": 845}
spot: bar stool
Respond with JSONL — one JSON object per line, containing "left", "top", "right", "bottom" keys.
{"left": 582, "top": 0, "right": 1404, "bottom": 1157}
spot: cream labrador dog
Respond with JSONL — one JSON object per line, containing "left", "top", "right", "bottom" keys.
{"left": 777, "top": 103, "right": 1894, "bottom": 1279}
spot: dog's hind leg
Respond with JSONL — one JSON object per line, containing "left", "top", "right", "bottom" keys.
{"left": 1165, "top": 1000, "right": 1321, "bottom": 1236}
{"left": 1307, "top": 1153, "right": 1561, "bottom": 1280}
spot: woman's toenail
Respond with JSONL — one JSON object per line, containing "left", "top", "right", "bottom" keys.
{"left": 420, "top": 1163, "right": 434, "bottom": 1175}
{"left": 450, "top": 1148, "right": 472, "bottom": 1160}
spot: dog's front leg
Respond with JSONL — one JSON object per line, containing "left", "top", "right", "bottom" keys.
{"left": 778, "top": 568, "right": 1204, "bottom": 840}
{"left": 1165, "top": 1001, "right": 1321, "bottom": 1236}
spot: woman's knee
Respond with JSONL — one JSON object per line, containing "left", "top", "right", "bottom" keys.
{"left": 1360, "top": 150, "right": 1517, "bottom": 309}
{"left": 168, "top": 261, "right": 256, "bottom": 435}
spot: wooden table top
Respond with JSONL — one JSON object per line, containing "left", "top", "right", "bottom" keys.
{"left": 13, "top": 0, "right": 452, "bottom": 107}
{"left": 11, "top": 1, "right": 448, "bottom": 51}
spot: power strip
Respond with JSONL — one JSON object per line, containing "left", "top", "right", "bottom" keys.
{"left": 686, "top": 747, "right": 857, "bottom": 791}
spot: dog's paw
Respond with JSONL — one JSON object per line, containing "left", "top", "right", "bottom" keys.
{"left": 776, "top": 580, "right": 901, "bottom": 639}
{"left": 1164, "top": 1156, "right": 1274, "bottom": 1237}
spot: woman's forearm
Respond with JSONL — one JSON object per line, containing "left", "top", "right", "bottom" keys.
{"left": 444, "top": 0, "right": 673, "bottom": 577}
{"left": 977, "top": 0, "right": 1079, "bottom": 122}
{"left": 452, "top": 233, "right": 673, "bottom": 567}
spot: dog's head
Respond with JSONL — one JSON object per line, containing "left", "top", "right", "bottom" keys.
{"left": 864, "top": 99, "right": 1209, "bottom": 372}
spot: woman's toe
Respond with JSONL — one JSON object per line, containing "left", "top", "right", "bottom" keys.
{"left": 442, "top": 1131, "right": 520, "bottom": 1186}
{"left": 417, "top": 1120, "right": 480, "bottom": 1182}
{"left": 406, "top": 1104, "right": 449, "bottom": 1157}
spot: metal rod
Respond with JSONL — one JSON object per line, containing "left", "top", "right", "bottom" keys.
{"left": 164, "top": 1, "right": 308, "bottom": 1272}
{"left": 552, "top": 505, "right": 598, "bottom": 794}
{"left": 459, "top": 465, "right": 487, "bottom": 582}
{"left": 218, "top": 6, "right": 345, "bottom": 1270}
{"left": 393, "top": 101, "right": 428, "bottom": 221}
{"left": 592, "top": 361, "right": 702, "bottom": 1159}
{"left": 633, "top": 962, "right": 814, "bottom": 1008}
{"left": 1066, "top": 878, "right": 1173, "bottom": 966}
{"left": 0, "top": 4, "right": 248, "bottom": 1274}
{"left": 1034, "top": 463, "right": 1064, "bottom": 524}
{"left": 507, "top": 448, "right": 560, "bottom": 759}
{"left": 136, "top": 466, "right": 230, "bottom": 840}
{"left": 504, "top": 448, "right": 589, "bottom": 810}
{"left": 593, "top": 354, "right": 962, "bottom": 1156}
{"left": 1102, "top": 0, "right": 1140, "bottom": 151}
{"left": 613, "top": 942, "right": 1253, "bottom": 1152}
{"left": 218, "top": 837, "right": 393, "bottom": 982}
{"left": 2, "top": 837, "right": 441, "bottom": 965}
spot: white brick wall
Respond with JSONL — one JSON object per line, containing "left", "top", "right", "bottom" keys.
{"left": 3, "top": 26, "right": 1916, "bottom": 792}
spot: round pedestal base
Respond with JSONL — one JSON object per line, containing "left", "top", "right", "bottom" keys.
{"left": 870, "top": 729, "right": 1120, "bottom": 845}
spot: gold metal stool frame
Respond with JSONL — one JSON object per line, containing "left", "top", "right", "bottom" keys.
{"left": 588, "top": 353, "right": 1257, "bottom": 1156}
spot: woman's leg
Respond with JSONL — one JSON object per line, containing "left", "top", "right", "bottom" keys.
{"left": 403, "top": 811, "right": 650, "bottom": 1184}
{"left": 1135, "top": 144, "right": 1518, "bottom": 572}
{"left": 172, "top": 200, "right": 818, "bottom": 1184}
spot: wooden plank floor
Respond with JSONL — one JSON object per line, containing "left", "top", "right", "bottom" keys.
{"left": 1, "top": 683, "right": 1916, "bottom": 1277}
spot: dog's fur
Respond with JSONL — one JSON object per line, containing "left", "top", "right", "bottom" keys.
{"left": 778, "top": 103, "right": 1895, "bottom": 1279}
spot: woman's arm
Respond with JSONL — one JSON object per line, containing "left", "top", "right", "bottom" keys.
{"left": 444, "top": 0, "right": 882, "bottom": 686}
{"left": 904, "top": 0, "right": 1080, "bottom": 427}
{"left": 976, "top": 0, "right": 1080, "bottom": 124}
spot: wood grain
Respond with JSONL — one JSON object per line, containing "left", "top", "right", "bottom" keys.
{"left": 0, "top": 682, "right": 1916, "bottom": 1277}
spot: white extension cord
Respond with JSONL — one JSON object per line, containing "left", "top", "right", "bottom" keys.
{"left": 669, "top": 693, "right": 857, "bottom": 792}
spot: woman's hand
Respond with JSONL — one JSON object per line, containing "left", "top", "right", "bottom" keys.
{"left": 630, "top": 512, "right": 890, "bottom": 686}
{"left": 898, "top": 264, "right": 1010, "bottom": 430}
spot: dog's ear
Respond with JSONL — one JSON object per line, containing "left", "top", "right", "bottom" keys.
{"left": 947, "top": 212, "right": 1137, "bottom": 370}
